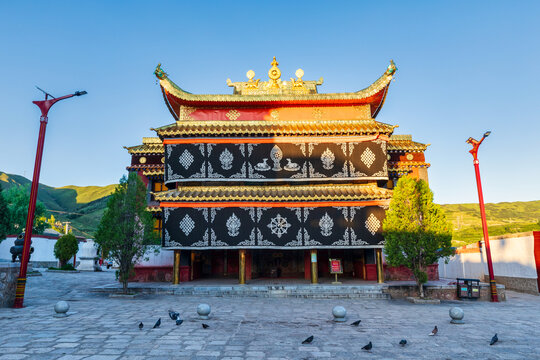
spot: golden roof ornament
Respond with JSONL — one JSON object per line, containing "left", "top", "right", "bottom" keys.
{"left": 226, "top": 57, "right": 323, "bottom": 95}
{"left": 268, "top": 56, "right": 282, "bottom": 88}
{"left": 154, "top": 63, "right": 167, "bottom": 80}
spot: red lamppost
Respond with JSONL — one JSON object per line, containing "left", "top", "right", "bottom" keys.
{"left": 466, "top": 131, "right": 498, "bottom": 302}
{"left": 13, "top": 88, "right": 87, "bottom": 308}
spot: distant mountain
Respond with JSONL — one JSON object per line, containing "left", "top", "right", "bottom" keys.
{"left": 0, "top": 172, "right": 116, "bottom": 237}
{"left": 1, "top": 171, "right": 539, "bottom": 244}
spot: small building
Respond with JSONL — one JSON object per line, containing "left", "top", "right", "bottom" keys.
{"left": 125, "top": 58, "right": 431, "bottom": 283}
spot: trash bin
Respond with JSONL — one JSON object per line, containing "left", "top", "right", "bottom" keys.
{"left": 456, "top": 278, "right": 480, "bottom": 299}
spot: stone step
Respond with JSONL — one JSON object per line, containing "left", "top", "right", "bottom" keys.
{"left": 93, "top": 285, "right": 391, "bottom": 299}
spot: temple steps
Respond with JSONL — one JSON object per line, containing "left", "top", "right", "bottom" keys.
{"left": 93, "top": 283, "right": 391, "bottom": 299}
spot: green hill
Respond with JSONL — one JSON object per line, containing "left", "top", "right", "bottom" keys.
{"left": 0, "top": 172, "right": 116, "bottom": 237}
{"left": 1, "top": 171, "right": 539, "bottom": 243}
{"left": 441, "top": 200, "right": 540, "bottom": 246}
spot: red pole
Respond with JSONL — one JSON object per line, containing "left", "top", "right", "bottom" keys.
{"left": 13, "top": 90, "right": 85, "bottom": 308}
{"left": 468, "top": 132, "right": 498, "bottom": 302}
{"left": 13, "top": 117, "right": 48, "bottom": 308}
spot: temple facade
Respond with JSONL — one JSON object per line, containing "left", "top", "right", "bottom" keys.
{"left": 125, "top": 58, "right": 430, "bottom": 284}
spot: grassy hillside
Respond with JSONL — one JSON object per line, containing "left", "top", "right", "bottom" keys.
{"left": 441, "top": 200, "right": 540, "bottom": 246}
{"left": 2, "top": 171, "right": 539, "bottom": 243}
{"left": 0, "top": 172, "right": 116, "bottom": 237}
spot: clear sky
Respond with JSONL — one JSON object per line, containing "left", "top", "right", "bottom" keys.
{"left": 0, "top": 1, "right": 538, "bottom": 205}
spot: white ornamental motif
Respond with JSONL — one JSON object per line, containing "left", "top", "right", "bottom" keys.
{"left": 321, "top": 148, "right": 335, "bottom": 170}
{"left": 179, "top": 149, "right": 194, "bottom": 170}
{"left": 365, "top": 213, "right": 381, "bottom": 235}
{"left": 267, "top": 214, "right": 291, "bottom": 238}
{"left": 361, "top": 148, "right": 376, "bottom": 168}
{"left": 219, "top": 148, "right": 234, "bottom": 170}
{"left": 319, "top": 212, "right": 334, "bottom": 237}
{"left": 226, "top": 213, "right": 241, "bottom": 237}
{"left": 179, "top": 214, "right": 195, "bottom": 236}
{"left": 270, "top": 145, "right": 283, "bottom": 171}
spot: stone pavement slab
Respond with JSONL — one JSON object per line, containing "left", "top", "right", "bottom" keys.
{"left": 0, "top": 270, "right": 538, "bottom": 359}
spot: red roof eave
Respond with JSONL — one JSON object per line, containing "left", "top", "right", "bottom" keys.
{"left": 163, "top": 86, "right": 388, "bottom": 119}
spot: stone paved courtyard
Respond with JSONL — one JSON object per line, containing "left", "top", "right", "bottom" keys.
{"left": 0, "top": 270, "right": 539, "bottom": 359}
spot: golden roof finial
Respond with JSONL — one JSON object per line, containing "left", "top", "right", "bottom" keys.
{"left": 268, "top": 56, "right": 281, "bottom": 88}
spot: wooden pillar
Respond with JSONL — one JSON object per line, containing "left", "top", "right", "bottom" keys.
{"left": 375, "top": 248, "right": 384, "bottom": 283}
{"left": 172, "top": 250, "right": 181, "bottom": 285}
{"left": 304, "top": 251, "right": 311, "bottom": 280}
{"left": 310, "top": 249, "right": 318, "bottom": 284}
{"left": 239, "top": 249, "right": 246, "bottom": 285}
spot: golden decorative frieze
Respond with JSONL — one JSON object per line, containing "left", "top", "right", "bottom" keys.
{"left": 124, "top": 140, "right": 164, "bottom": 155}
{"left": 179, "top": 105, "right": 196, "bottom": 121}
{"left": 225, "top": 109, "right": 241, "bottom": 120}
{"left": 388, "top": 134, "right": 430, "bottom": 152}
{"left": 154, "top": 183, "right": 392, "bottom": 202}
{"left": 153, "top": 119, "right": 395, "bottom": 137}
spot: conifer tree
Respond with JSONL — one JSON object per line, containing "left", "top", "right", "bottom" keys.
{"left": 95, "top": 173, "right": 156, "bottom": 294}
{"left": 383, "top": 176, "right": 453, "bottom": 298}
{"left": 0, "top": 184, "right": 10, "bottom": 241}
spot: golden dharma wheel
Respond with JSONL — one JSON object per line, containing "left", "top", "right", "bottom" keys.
{"left": 139, "top": 156, "right": 147, "bottom": 164}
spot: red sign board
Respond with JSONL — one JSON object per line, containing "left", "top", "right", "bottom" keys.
{"left": 329, "top": 259, "right": 343, "bottom": 274}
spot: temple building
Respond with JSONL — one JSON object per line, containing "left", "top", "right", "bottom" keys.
{"left": 125, "top": 58, "right": 430, "bottom": 284}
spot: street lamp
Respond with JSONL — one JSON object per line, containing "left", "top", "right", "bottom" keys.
{"left": 466, "top": 130, "right": 498, "bottom": 302}
{"left": 13, "top": 88, "right": 87, "bottom": 308}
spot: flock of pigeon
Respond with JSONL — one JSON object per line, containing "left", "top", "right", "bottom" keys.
{"left": 137, "top": 311, "right": 499, "bottom": 351}
{"left": 138, "top": 310, "right": 210, "bottom": 331}
{"left": 301, "top": 323, "right": 498, "bottom": 351}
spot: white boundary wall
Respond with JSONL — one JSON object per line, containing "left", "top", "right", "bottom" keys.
{"left": 439, "top": 232, "right": 538, "bottom": 284}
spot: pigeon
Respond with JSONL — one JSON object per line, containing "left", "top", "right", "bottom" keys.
{"left": 168, "top": 310, "right": 180, "bottom": 321}
{"left": 138, "top": 322, "right": 143, "bottom": 330}
{"left": 399, "top": 339, "right": 407, "bottom": 346}
{"left": 302, "top": 336, "right": 314, "bottom": 344}
{"left": 176, "top": 319, "right": 184, "bottom": 326}
{"left": 350, "top": 320, "right": 362, "bottom": 326}
{"left": 153, "top": 318, "right": 161, "bottom": 329}
{"left": 202, "top": 323, "right": 210, "bottom": 329}
{"left": 362, "top": 341, "right": 372, "bottom": 351}
{"left": 490, "top": 333, "right": 498, "bottom": 345}
{"left": 429, "top": 326, "right": 438, "bottom": 336}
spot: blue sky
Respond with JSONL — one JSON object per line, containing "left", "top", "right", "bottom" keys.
{"left": 0, "top": 1, "right": 538, "bottom": 204}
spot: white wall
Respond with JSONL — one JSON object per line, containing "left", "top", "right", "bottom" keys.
{"left": 483, "top": 234, "right": 537, "bottom": 279}
{"left": 1, "top": 237, "right": 174, "bottom": 267}
{"left": 136, "top": 246, "right": 174, "bottom": 266}
{"left": 438, "top": 251, "right": 485, "bottom": 280}
{"left": 0, "top": 236, "right": 89, "bottom": 265}
{"left": 439, "top": 232, "right": 538, "bottom": 280}
{"left": 0, "top": 236, "right": 59, "bottom": 262}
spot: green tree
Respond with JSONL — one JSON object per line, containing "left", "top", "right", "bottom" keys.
{"left": 95, "top": 173, "right": 156, "bottom": 294}
{"left": 383, "top": 176, "right": 453, "bottom": 298}
{"left": 0, "top": 184, "right": 10, "bottom": 241}
{"left": 54, "top": 233, "right": 79, "bottom": 267}
{"left": 5, "top": 186, "right": 47, "bottom": 235}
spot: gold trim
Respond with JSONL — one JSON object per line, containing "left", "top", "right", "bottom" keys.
{"left": 154, "top": 183, "right": 392, "bottom": 202}
{"left": 158, "top": 61, "right": 396, "bottom": 103}
{"left": 154, "top": 119, "right": 394, "bottom": 137}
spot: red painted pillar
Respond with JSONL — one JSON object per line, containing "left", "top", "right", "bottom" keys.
{"left": 304, "top": 251, "right": 311, "bottom": 280}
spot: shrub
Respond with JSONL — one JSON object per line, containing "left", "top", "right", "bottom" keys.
{"left": 54, "top": 234, "right": 79, "bottom": 267}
